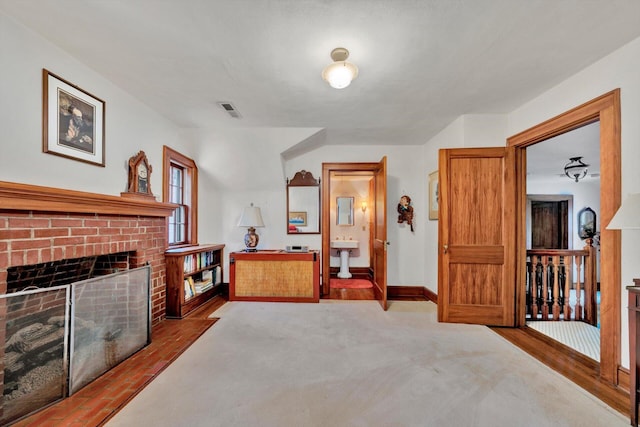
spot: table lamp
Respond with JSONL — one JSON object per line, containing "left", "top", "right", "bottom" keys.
{"left": 238, "top": 203, "right": 265, "bottom": 251}
{"left": 607, "top": 193, "right": 640, "bottom": 230}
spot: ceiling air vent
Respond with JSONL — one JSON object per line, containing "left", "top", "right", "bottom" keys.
{"left": 217, "top": 102, "right": 241, "bottom": 119}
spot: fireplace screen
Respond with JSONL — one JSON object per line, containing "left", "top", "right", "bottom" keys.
{"left": 0, "top": 265, "right": 150, "bottom": 424}
{"left": 69, "top": 266, "right": 151, "bottom": 394}
{"left": 1, "top": 285, "right": 70, "bottom": 425}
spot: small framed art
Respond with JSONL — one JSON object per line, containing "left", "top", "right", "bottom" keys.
{"left": 428, "top": 170, "right": 439, "bottom": 220}
{"left": 288, "top": 211, "right": 308, "bottom": 227}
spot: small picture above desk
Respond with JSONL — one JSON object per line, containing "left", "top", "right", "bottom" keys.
{"left": 229, "top": 250, "right": 319, "bottom": 302}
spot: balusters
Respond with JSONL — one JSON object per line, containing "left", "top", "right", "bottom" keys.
{"left": 541, "top": 256, "right": 549, "bottom": 320}
{"left": 583, "top": 238, "right": 597, "bottom": 326}
{"left": 531, "top": 255, "right": 539, "bottom": 319}
{"left": 552, "top": 255, "right": 561, "bottom": 320}
{"left": 525, "top": 249, "right": 594, "bottom": 323}
{"left": 575, "top": 255, "right": 583, "bottom": 321}
{"left": 563, "top": 255, "right": 572, "bottom": 320}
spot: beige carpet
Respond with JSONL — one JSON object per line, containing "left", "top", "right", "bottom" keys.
{"left": 107, "top": 300, "right": 626, "bottom": 427}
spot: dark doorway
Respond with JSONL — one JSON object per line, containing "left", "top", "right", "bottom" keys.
{"left": 531, "top": 200, "right": 569, "bottom": 249}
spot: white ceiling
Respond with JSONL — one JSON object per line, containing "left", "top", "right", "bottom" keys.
{"left": 527, "top": 121, "right": 600, "bottom": 180}
{"left": 2, "top": 0, "right": 640, "bottom": 148}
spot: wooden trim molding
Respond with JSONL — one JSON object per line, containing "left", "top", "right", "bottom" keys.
{"left": 386, "top": 286, "right": 438, "bottom": 304}
{"left": 507, "top": 89, "right": 621, "bottom": 385}
{"left": 423, "top": 287, "right": 438, "bottom": 304}
{"left": 163, "top": 145, "right": 198, "bottom": 245}
{"left": 0, "top": 180, "right": 177, "bottom": 217}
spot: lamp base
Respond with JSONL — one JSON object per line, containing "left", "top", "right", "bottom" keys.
{"left": 244, "top": 227, "right": 260, "bottom": 251}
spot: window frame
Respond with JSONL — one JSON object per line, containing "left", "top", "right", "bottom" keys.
{"left": 163, "top": 145, "right": 198, "bottom": 247}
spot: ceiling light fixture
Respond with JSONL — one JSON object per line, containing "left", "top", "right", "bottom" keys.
{"left": 564, "top": 156, "right": 589, "bottom": 182}
{"left": 322, "top": 47, "right": 358, "bottom": 89}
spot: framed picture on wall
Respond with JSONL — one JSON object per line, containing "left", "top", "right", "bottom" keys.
{"left": 288, "top": 211, "right": 308, "bottom": 226}
{"left": 42, "top": 69, "right": 106, "bottom": 166}
{"left": 428, "top": 170, "right": 439, "bottom": 220}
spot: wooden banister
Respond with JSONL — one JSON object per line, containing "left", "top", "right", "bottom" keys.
{"left": 526, "top": 246, "right": 598, "bottom": 324}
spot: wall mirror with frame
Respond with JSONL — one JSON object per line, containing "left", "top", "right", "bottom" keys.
{"left": 577, "top": 206, "right": 597, "bottom": 240}
{"left": 287, "top": 170, "right": 320, "bottom": 234}
{"left": 336, "top": 196, "right": 354, "bottom": 226}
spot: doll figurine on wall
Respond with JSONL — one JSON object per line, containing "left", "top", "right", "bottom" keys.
{"left": 397, "top": 195, "right": 414, "bottom": 232}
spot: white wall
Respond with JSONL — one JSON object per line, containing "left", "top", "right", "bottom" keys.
{"left": 286, "top": 144, "right": 427, "bottom": 286}
{"left": 421, "top": 114, "right": 509, "bottom": 292}
{"left": 507, "top": 36, "right": 640, "bottom": 368}
{"left": 527, "top": 176, "right": 601, "bottom": 251}
{"left": 0, "top": 13, "right": 188, "bottom": 197}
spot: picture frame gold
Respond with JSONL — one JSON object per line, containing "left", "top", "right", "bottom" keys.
{"left": 428, "top": 170, "right": 439, "bottom": 220}
{"left": 42, "top": 69, "right": 105, "bottom": 166}
{"left": 288, "top": 211, "right": 308, "bottom": 227}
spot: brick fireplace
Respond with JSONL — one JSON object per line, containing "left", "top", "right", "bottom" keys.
{"left": 0, "top": 181, "right": 176, "bottom": 324}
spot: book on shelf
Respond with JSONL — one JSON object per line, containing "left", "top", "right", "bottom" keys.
{"left": 215, "top": 266, "right": 222, "bottom": 285}
{"left": 194, "top": 280, "right": 214, "bottom": 294}
{"left": 202, "top": 269, "right": 213, "bottom": 283}
{"left": 187, "top": 277, "right": 196, "bottom": 297}
{"left": 184, "top": 279, "right": 194, "bottom": 300}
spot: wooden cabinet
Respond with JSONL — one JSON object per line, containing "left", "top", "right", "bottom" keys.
{"left": 628, "top": 278, "right": 640, "bottom": 426}
{"left": 165, "top": 244, "right": 225, "bottom": 318}
{"left": 229, "top": 250, "right": 319, "bottom": 302}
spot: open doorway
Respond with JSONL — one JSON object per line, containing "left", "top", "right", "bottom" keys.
{"left": 508, "top": 89, "right": 620, "bottom": 385}
{"left": 524, "top": 123, "right": 601, "bottom": 361}
{"left": 321, "top": 158, "right": 389, "bottom": 309}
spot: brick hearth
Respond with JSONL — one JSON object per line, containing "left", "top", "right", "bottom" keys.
{"left": 0, "top": 181, "right": 176, "bottom": 324}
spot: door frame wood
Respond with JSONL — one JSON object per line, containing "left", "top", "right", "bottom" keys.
{"left": 507, "top": 89, "right": 621, "bottom": 384}
{"left": 321, "top": 162, "right": 384, "bottom": 296}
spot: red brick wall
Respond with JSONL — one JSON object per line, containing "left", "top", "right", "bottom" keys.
{"left": 0, "top": 210, "right": 168, "bottom": 324}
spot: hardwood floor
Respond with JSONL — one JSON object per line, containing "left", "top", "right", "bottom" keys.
{"left": 12, "top": 295, "right": 227, "bottom": 427}
{"left": 326, "top": 287, "right": 376, "bottom": 300}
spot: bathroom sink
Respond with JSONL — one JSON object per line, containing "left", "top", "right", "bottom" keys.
{"left": 331, "top": 240, "right": 359, "bottom": 249}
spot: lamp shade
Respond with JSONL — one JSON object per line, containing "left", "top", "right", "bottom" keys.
{"left": 607, "top": 193, "right": 640, "bottom": 229}
{"left": 238, "top": 205, "right": 265, "bottom": 228}
{"left": 322, "top": 47, "right": 358, "bottom": 89}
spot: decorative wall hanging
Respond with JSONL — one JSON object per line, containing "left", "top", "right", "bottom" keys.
{"left": 397, "top": 195, "right": 414, "bottom": 231}
{"left": 428, "top": 171, "right": 439, "bottom": 220}
{"left": 42, "top": 69, "right": 105, "bottom": 166}
{"left": 577, "top": 206, "right": 597, "bottom": 240}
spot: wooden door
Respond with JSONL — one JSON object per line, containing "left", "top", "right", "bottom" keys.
{"left": 437, "top": 147, "right": 516, "bottom": 326}
{"left": 372, "top": 157, "right": 388, "bottom": 310}
{"left": 531, "top": 200, "right": 568, "bottom": 249}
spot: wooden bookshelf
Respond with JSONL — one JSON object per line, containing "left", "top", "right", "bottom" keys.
{"left": 165, "top": 244, "right": 225, "bottom": 318}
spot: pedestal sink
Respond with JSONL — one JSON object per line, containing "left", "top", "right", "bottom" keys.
{"left": 331, "top": 240, "right": 359, "bottom": 279}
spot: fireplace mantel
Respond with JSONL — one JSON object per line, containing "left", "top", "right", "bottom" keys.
{"left": 0, "top": 180, "right": 176, "bottom": 217}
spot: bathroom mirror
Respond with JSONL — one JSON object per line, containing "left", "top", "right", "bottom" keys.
{"left": 287, "top": 170, "right": 320, "bottom": 234}
{"left": 336, "top": 197, "right": 354, "bottom": 226}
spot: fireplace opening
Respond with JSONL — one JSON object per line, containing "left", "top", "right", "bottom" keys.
{"left": 1, "top": 265, "right": 151, "bottom": 425}
{"left": 6, "top": 252, "right": 132, "bottom": 294}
